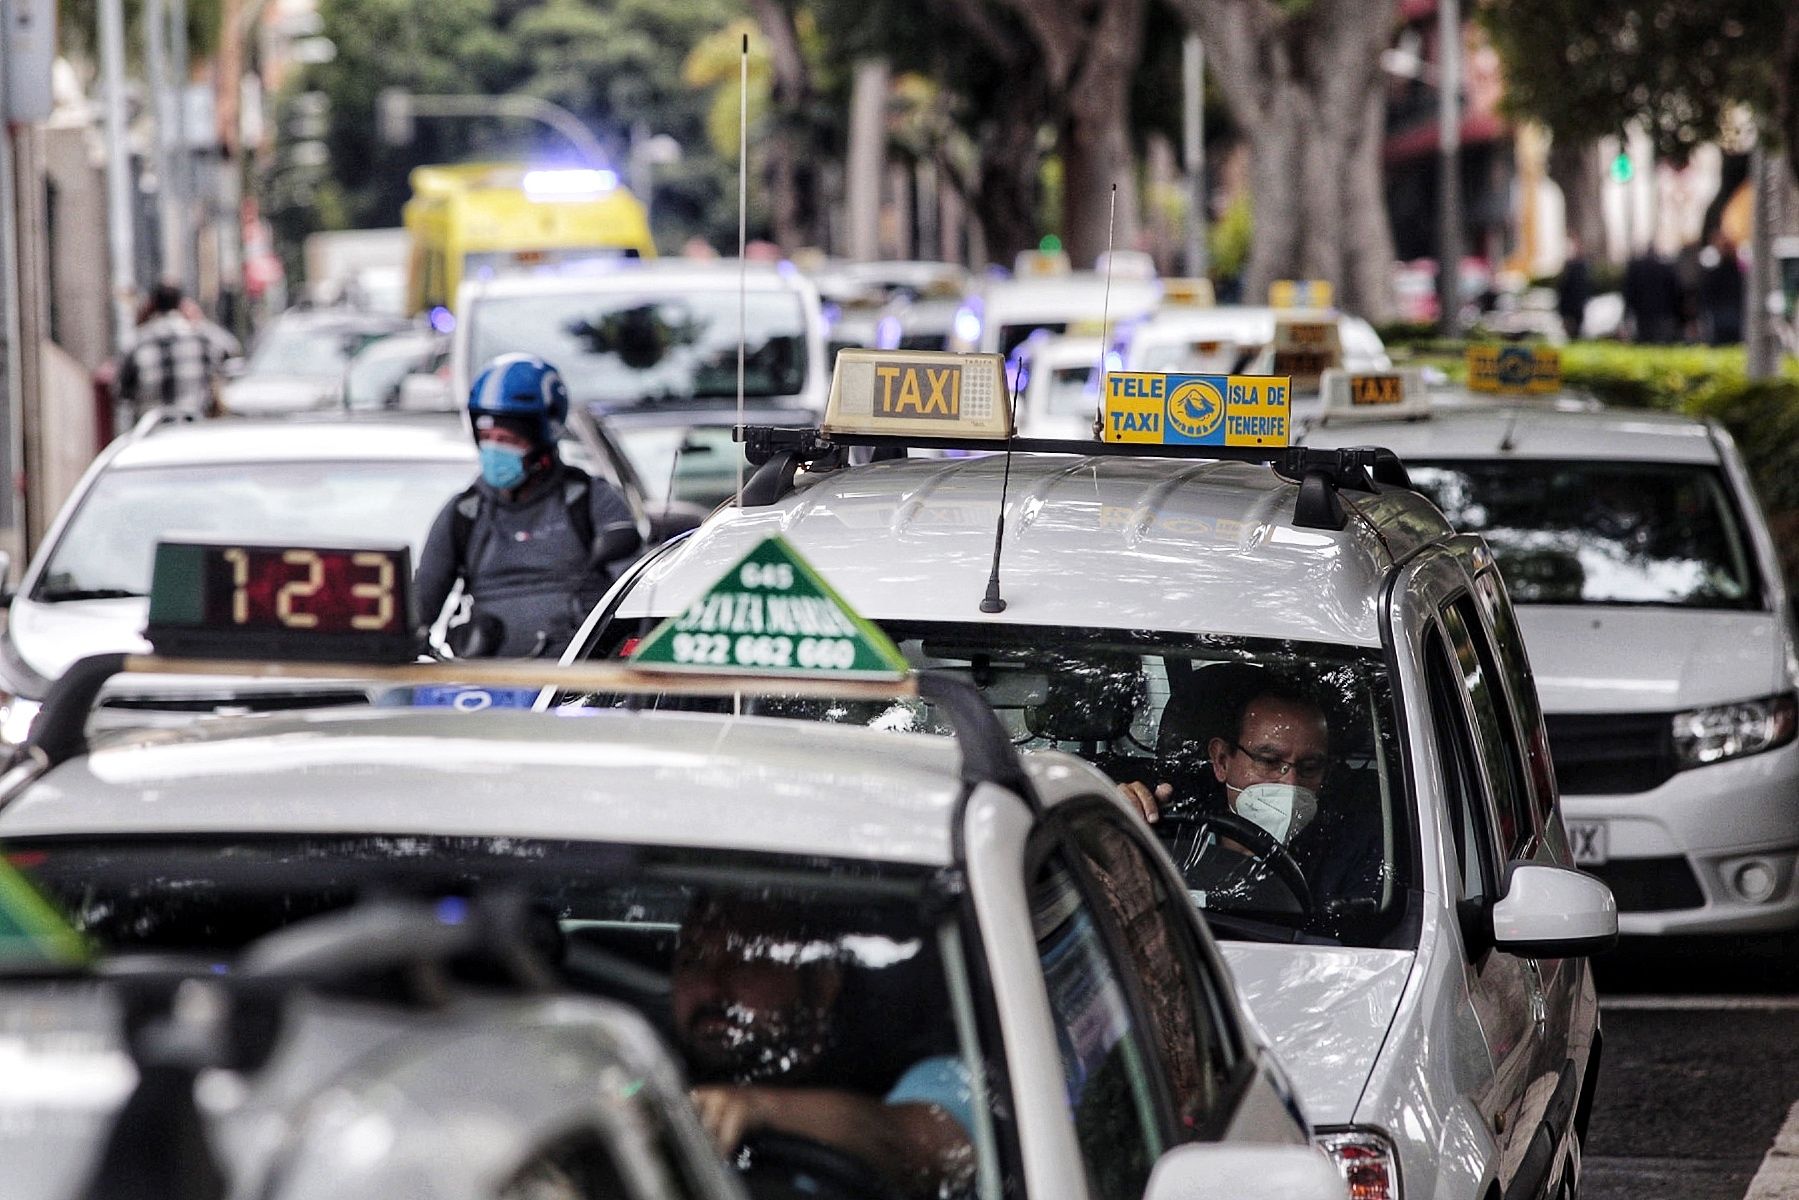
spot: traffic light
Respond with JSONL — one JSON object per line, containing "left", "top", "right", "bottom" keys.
{"left": 1610, "top": 151, "right": 1633, "bottom": 184}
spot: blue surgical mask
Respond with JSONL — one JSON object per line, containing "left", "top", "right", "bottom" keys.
{"left": 479, "top": 443, "right": 528, "bottom": 490}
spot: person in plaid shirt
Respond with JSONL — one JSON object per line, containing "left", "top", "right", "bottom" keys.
{"left": 115, "top": 283, "right": 237, "bottom": 420}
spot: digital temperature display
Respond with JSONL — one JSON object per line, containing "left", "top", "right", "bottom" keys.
{"left": 146, "top": 541, "right": 417, "bottom": 662}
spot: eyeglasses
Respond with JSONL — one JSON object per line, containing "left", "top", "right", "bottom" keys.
{"left": 1228, "top": 740, "right": 1330, "bottom": 782}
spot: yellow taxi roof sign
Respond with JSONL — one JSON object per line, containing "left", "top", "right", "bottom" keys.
{"left": 824, "top": 349, "right": 1014, "bottom": 440}
{"left": 1270, "top": 279, "right": 1334, "bottom": 310}
{"left": 1270, "top": 315, "right": 1343, "bottom": 393}
{"left": 1318, "top": 368, "right": 1432, "bottom": 422}
{"left": 1466, "top": 344, "right": 1561, "bottom": 394}
{"left": 1161, "top": 277, "right": 1216, "bottom": 308}
{"left": 1014, "top": 249, "right": 1072, "bottom": 278}
{"left": 1102, "top": 372, "right": 1291, "bottom": 448}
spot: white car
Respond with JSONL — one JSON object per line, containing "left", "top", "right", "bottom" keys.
{"left": 569, "top": 352, "right": 1617, "bottom": 1200}
{"left": 1, "top": 632, "right": 1342, "bottom": 1200}
{"left": 0, "top": 412, "right": 478, "bottom": 742}
{"left": 451, "top": 261, "right": 830, "bottom": 416}
{"left": 1123, "top": 306, "right": 1390, "bottom": 380}
{"left": 1302, "top": 394, "right": 1799, "bottom": 936}
{"left": 1015, "top": 333, "right": 1106, "bottom": 438}
{"left": 221, "top": 310, "right": 414, "bottom": 414}
{"left": 949, "top": 272, "right": 1162, "bottom": 366}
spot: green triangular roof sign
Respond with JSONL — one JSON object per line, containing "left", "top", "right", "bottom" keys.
{"left": 0, "top": 855, "right": 89, "bottom": 969}
{"left": 631, "top": 536, "right": 910, "bottom": 681}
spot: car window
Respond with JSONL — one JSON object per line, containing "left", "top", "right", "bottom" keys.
{"left": 1408, "top": 459, "right": 1761, "bottom": 609}
{"left": 1425, "top": 627, "right": 1501, "bottom": 908}
{"left": 33, "top": 461, "right": 473, "bottom": 601}
{"left": 567, "top": 623, "right": 1415, "bottom": 949}
{"left": 1066, "top": 812, "right": 1240, "bottom": 1138}
{"left": 611, "top": 424, "right": 749, "bottom": 507}
{"left": 1029, "top": 852, "right": 1164, "bottom": 1200}
{"left": 1442, "top": 601, "right": 1535, "bottom": 856}
{"left": 1470, "top": 569, "right": 1558, "bottom": 821}
{"left": 468, "top": 289, "right": 810, "bottom": 405}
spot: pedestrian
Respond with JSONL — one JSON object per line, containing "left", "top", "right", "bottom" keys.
{"left": 1698, "top": 233, "right": 1745, "bottom": 346}
{"left": 114, "top": 282, "right": 233, "bottom": 423}
{"left": 1556, "top": 237, "right": 1593, "bottom": 341}
{"left": 414, "top": 354, "right": 643, "bottom": 659}
{"left": 1622, "top": 251, "right": 1682, "bottom": 344}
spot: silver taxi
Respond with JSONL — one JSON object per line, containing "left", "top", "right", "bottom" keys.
{"left": 568, "top": 351, "right": 1618, "bottom": 1200}
{"left": 1300, "top": 365, "right": 1799, "bottom": 935}
{"left": 0, "top": 611, "right": 1340, "bottom": 1200}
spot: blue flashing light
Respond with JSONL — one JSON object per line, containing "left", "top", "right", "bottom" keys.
{"left": 875, "top": 315, "right": 902, "bottom": 350}
{"left": 522, "top": 168, "right": 619, "bottom": 201}
{"left": 952, "top": 306, "right": 983, "bottom": 346}
{"left": 435, "top": 896, "right": 470, "bottom": 926}
{"left": 428, "top": 306, "right": 456, "bottom": 334}
{"left": 1104, "top": 350, "right": 1123, "bottom": 372}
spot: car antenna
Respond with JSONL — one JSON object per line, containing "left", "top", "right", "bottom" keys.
{"left": 1092, "top": 183, "right": 1117, "bottom": 438}
{"left": 734, "top": 31, "right": 750, "bottom": 511}
{"left": 1497, "top": 399, "right": 1525, "bottom": 452}
{"left": 979, "top": 368, "right": 1026, "bottom": 614}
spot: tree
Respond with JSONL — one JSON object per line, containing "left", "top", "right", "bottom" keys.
{"left": 1166, "top": 0, "right": 1397, "bottom": 319}
{"left": 1481, "top": 1, "right": 1797, "bottom": 190}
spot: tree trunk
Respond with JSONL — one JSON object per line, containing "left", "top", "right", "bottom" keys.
{"left": 973, "top": 82, "right": 1042, "bottom": 268}
{"left": 749, "top": 0, "right": 814, "bottom": 251}
{"left": 1782, "top": 4, "right": 1799, "bottom": 196}
{"left": 1170, "top": 0, "right": 1397, "bottom": 318}
{"left": 1548, "top": 136, "right": 1605, "bottom": 262}
{"left": 1058, "top": 0, "right": 1144, "bottom": 265}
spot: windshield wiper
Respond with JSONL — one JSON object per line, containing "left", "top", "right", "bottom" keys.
{"left": 36, "top": 587, "right": 146, "bottom": 602}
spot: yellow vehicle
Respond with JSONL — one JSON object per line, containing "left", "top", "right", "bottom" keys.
{"left": 403, "top": 162, "right": 657, "bottom": 314}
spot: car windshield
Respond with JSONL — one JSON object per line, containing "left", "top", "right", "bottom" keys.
{"left": 569, "top": 624, "right": 1413, "bottom": 949}
{"left": 1033, "top": 365, "right": 1098, "bottom": 418}
{"left": 345, "top": 337, "right": 436, "bottom": 407}
{"left": 469, "top": 289, "right": 810, "bottom": 405}
{"left": 248, "top": 325, "right": 377, "bottom": 378}
{"left": 16, "top": 836, "right": 990, "bottom": 1197}
{"left": 610, "top": 423, "right": 747, "bottom": 507}
{"left": 1408, "top": 459, "right": 1760, "bottom": 608}
{"left": 32, "top": 460, "right": 472, "bottom": 601}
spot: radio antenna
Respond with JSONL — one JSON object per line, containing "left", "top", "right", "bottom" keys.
{"left": 1093, "top": 183, "right": 1118, "bottom": 438}
{"left": 979, "top": 367, "right": 1026, "bottom": 614}
{"left": 735, "top": 32, "right": 750, "bottom": 509}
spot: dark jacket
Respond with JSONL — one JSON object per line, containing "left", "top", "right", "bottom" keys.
{"left": 415, "top": 463, "right": 637, "bottom": 658}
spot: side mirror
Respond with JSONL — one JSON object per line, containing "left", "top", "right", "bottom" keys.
{"left": 397, "top": 373, "right": 454, "bottom": 411}
{"left": 1493, "top": 862, "right": 1618, "bottom": 958}
{"left": 1144, "top": 1144, "right": 1348, "bottom": 1200}
{"left": 592, "top": 522, "right": 644, "bottom": 566}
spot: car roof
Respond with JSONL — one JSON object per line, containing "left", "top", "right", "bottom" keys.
{"left": 1133, "top": 306, "right": 1344, "bottom": 340}
{"left": 108, "top": 414, "right": 476, "bottom": 469}
{"left": 460, "top": 261, "right": 813, "bottom": 300}
{"left": 0, "top": 707, "right": 1083, "bottom": 868}
{"left": 623, "top": 455, "right": 1455, "bottom": 647}
{"left": 1301, "top": 399, "right": 1720, "bottom": 464}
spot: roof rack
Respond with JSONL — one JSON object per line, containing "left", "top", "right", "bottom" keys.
{"left": 734, "top": 426, "right": 1414, "bottom": 532}
{"left": 7, "top": 654, "right": 1041, "bottom": 814}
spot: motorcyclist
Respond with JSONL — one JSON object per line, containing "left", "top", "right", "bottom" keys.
{"left": 415, "top": 354, "right": 641, "bottom": 658}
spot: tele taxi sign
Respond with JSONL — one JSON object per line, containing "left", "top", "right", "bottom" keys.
{"left": 824, "top": 349, "right": 1013, "bottom": 440}
{"left": 1102, "top": 372, "right": 1292, "bottom": 447}
{"left": 631, "top": 536, "right": 909, "bottom": 680}
{"left": 1466, "top": 344, "right": 1561, "bottom": 394}
{"left": 1269, "top": 279, "right": 1334, "bottom": 310}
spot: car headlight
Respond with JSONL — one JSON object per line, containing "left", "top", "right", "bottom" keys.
{"left": 0, "top": 695, "right": 40, "bottom": 746}
{"left": 1316, "top": 1126, "right": 1401, "bottom": 1200}
{"left": 1671, "top": 692, "right": 1797, "bottom": 769}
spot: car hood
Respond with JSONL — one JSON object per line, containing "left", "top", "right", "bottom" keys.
{"left": 220, "top": 375, "right": 341, "bottom": 414}
{"left": 1515, "top": 605, "right": 1788, "bottom": 713}
{"left": 8, "top": 597, "right": 149, "bottom": 683}
{"left": 1219, "top": 943, "right": 1414, "bottom": 1124}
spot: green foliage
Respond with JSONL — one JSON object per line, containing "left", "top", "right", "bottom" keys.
{"left": 1208, "top": 191, "right": 1252, "bottom": 280}
{"left": 1479, "top": 2, "right": 1783, "bottom": 159}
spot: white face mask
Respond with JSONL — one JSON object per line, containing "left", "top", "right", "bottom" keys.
{"left": 1230, "top": 782, "right": 1320, "bottom": 844}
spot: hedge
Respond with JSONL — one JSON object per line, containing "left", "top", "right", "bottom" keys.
{"left": 1381, "top": 338, "right": 1799, "bottom": 590}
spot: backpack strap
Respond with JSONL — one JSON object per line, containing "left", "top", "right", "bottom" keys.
{"left": 450, "top": 486, "right": 483, "bottom": 576}
{"left": 560, "top": 470, "right": 595, "bottom": 551}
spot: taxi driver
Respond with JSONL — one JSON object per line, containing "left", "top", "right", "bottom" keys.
{"left": 673, "top": 899, "right": 974, "bottom": 1199}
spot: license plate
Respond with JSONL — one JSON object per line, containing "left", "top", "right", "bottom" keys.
{"left": 1567, "top": 821, "right": 1608, "bottom": 866}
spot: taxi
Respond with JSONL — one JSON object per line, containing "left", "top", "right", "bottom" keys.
{"left": 0, "top": 886, "right": 747, "bottom": 1200}
{"left": 1300, "top": 353, "right": 1799, "bottom": 936}
{"left": 565, "top": 349, "right": 1619, "bottom": 1200}
{"left": 947, "top": 250, "right": 1162, "bottom": 368}
{"left": 0, "top": 538, "right": 1343, "bottom": 1200}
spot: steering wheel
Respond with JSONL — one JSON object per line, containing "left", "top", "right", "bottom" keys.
{"left": 1156, "top": 809, "right": 1315, "bottom": 919}
{"left": 737, "top": 1131, "right": 908, "bottom": 1200}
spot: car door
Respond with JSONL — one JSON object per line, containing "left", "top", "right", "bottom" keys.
{"left": 1429, "top": 597, "right": 1557, "bottom": 1192}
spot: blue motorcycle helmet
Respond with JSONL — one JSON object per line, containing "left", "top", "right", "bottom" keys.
{"left": 467, "top": 353, "right": 570, "bottom": 447}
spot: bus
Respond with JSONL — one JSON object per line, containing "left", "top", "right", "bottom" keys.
{"left": 403, "top": 162, "right": 657, "bottom": 315}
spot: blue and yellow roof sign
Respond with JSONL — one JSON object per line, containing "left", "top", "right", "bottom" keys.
{"left": 1102, "top": 372, "right": 1292, "bottom": 447}
{"left": 1466, "top": 344, "right": 1561, "bottom": 394}
{"left": 1270, "top": 279, "right": 1334, "bottom": 310}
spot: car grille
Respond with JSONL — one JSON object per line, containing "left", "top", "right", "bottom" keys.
{"left": 99, "top": 690, "right": 372, "bottom": 715}
{"left": 1584, "top": 856, "right": 1706, "bottom": 912}
{"left": 1543, "top": 711, "right": 1677, "bottom": 795}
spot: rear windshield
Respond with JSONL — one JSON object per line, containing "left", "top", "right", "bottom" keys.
{"left": 571, "top": 623, "right": 1415, "bottom": 950}
{"left": 1408, "top": 459, "right": 1761, "bottom": 609}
